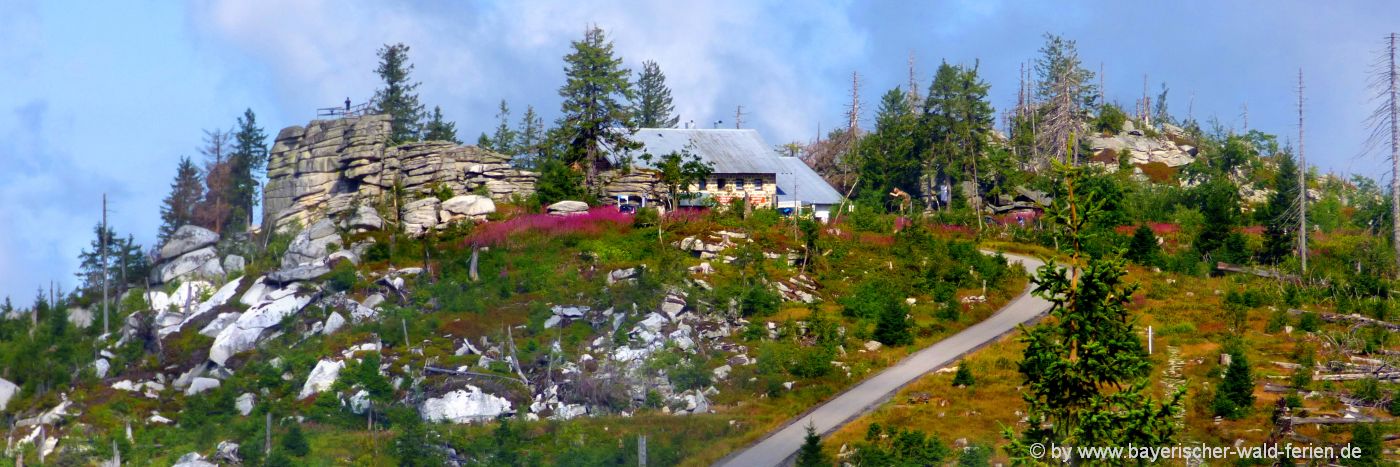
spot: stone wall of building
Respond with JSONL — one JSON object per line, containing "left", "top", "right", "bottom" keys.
{"left": 261, "top": 115, "right": 538, "bottom": 233}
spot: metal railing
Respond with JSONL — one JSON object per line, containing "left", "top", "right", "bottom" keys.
{"left": 317, "top": 101, "right": 373, "bottom": 118}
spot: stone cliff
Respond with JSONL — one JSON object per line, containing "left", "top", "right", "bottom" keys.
{"left": 261, "top": 115, "right": 537, "bottom": 233}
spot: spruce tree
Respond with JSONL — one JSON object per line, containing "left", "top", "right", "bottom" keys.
{"left": 1262, "top": 150, "right": 1299, "bottom": 263}
{"left": 228, "top": 108, "right": 268, "bottom": 232}
{"left": 1127, "top": 224, "right": 1161, "bottom": 266}
{"left": 1005, "top": 163, "right": 1183, "bottom": 463}
{"left": 557, "top": 26, "right": 637, "bottom": 189}
{"left": 514, "top": 105, "right": 545, "bottom": 169}
{"left": 422, "top": 106, "right": 459, "bottom": 143}
{"left": 194, "top": 129, "right": 235, "bottom": 235}
{"left": 1213, "top": 350, "right": 1255, "bottom": 419}
{"left": 159, "top": 156, "right": 204, "bottom": 243}
{"left": 952, "top": 362, "right": 975, "bottom": 387}
{"left": 634, "top": 60, "right": 679, "bottom": 128}
{"left": 282, "top": 423, "right": 309, "bottom": 457}
{"left": 1348, "top": 423, "right": 1382, "bottom": 466}
{"left": 795, "top": 423, "right": 832, "bottom": 467}
{"left": 1034, "top": 34, "right": 1097, "bottom": 165}
{"left": 489, "top": 100, "right": 516, "bottom": 154}
{"left": 873, "top": 290, "right": 912, "bottom": 346}
{"left": 922, "top": 61, "right": 994, "bottom": 187}
{"left": 372, "top": 43, "right": 426, "bottom": 144}
{"left": 857, "top": 87, "right": 919, "bottom": 204}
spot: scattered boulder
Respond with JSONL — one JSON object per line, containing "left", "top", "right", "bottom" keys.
{"left": 94, "top": 358, "right": 111, "bottom": 379}
{"left": 154, "top": 246, "right": 225, "bottom": 284}
{"left": 172, "top": 452, "right": 217, "bottom": 467}
{"left": 298, "top": 359, "right": 345, "bottom": 400}
{"left": 266, "top": 263, "right": 331, "bottom": 284}
{"left": 67, "top": 307, "right": 93, "bottom": 329}
{"left": 209, "top": 284, "right": 314, "bottom": 366}
{"left": 159, "top": 226, "right": 220, "bottom": 260}
{"left": 441, "top": 195, "right": 497, "bottom": 220}
{"left": 214, "top": 441, "right": 242, "bottom": 465}
{"left": 403, "top": 198, "right": 441, "bottom": 236}
{"left": 546, "top": 200, "right": 589, "bottom": 216}
{"left": 420, "top": 386, "right": 514, "bottom": 423}
{"left": 236, "top": 393, "right": 255, "bottom": 416}
{"left": 0, "top": 377, "right": 17, "bottom": 410}
{"left": 222, "top": 255, "right": 246, "bottom": 276}
{"left": 282, "top": 219, "right": 342, "bottom": 268}
{"left": 323, "top": 312, "right": 347, "bottom": 335}
{"left": 344, "top": 205, "right": 384, "bottom": 231}
{"left": 864, "top": 340, "right": 883, "bottom": 352}
{"left": 185, "top": 377, "right": 222, "bottom": 396}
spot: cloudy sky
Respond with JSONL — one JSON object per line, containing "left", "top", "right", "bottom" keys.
{"left": 0, "top": 0, "right": 1396, "bottom": 303}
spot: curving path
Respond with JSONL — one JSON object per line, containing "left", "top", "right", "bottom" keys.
{"left": 715, "top": 252, "right": 1052, "bottom": 467}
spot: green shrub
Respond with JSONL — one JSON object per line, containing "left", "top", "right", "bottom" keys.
{"left": 282, "top": 423, "right": 309, "bottom": 457}
{"left": 1297, "top": 312, "right": 1322, "bottom": 333}
{"left": 1093, "top": 103, "right": 1128, "bottom": 134}
{"left": 326, "top": 260, "right": 357, "bottom": 292}
{"left": 952, "top": 363, "right": 974, "bottom": 387}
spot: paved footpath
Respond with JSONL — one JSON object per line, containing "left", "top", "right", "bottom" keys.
{"left": 715, "top": 252, "right": 1052, "bottom": 467}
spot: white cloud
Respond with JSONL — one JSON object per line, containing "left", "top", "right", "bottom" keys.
{"left": 189, "top": 0, "right": 868, "bottom": 144}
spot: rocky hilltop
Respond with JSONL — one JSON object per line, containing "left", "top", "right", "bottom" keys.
{"left": 261, "top": 115, "right": 538, "bottom": 233}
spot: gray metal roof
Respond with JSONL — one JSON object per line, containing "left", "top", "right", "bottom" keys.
{"left": 620, "top": 128, "right": 785, "bottom": 174}
{"left": 615, "top": 128, "right": 844, "bottom": 206}
{"left": 775, "top": 157, "right": 844, "bottom": 205}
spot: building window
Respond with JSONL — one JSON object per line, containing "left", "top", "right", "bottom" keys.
{"left": 698, "top": 178, "right": 708, "bottom": 190}
{"left": 752, "top": 178, "right": 763, "bottom": 189}
{"left": 717, "top": 178, "right": 727, "bottom": 190}
{"left": 735, "top": 178, "right": 745, "bottom": 190}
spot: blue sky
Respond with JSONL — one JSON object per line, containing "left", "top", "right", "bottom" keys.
{"left": 1, "top": 0, "right": 1396, "bottom": 303}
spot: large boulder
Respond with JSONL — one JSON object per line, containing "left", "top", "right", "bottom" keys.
{"left": 547, "top": 200, "right": 589, "bottom": 216}
{"left": 403, "top": 198, "right": 441, "bottom": 236}
{"left": 222, "top": 255, "right": 246, "bottom": 276}
{"left": 159, "top": 225, "right": 219, "bottom": 260}
{"left": 209, "top": 284, "right": 314, "bottom": 366}
{"left": 185, "top": 377, "right": 222, "bottom": 396}
{"left": 420, "top": 386, "right": 513, "bottom": 423}
{"left": 0, "top": 377, "right": 17, "bottom": 411}
{"left": 344, "top": 205, "right": 384, "bottom": 231}
{"left": 266, "top": 263, "right": 331, "bottom": 285}
{"left": 441, "top": 195, "right": 496, "bottom": 220}
{"left": 282, "top": 218, "right": 342, "bottom": 268}
{"left": 156, "top": 276, "right": 244, "bottom": 339}
{"left": 297, "top": 359, "right": 344, "bottom": 399}
{"left": 154, "top": 246, "right": 225, "bottom": 284}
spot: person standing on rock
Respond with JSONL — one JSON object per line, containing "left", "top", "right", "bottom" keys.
{"left": 344, "top": 97, "right": 351, "bottom": 114}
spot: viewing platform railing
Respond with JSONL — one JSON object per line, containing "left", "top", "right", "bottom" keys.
{"left": 317, "top": 102, "right": 373, "bottom": 118}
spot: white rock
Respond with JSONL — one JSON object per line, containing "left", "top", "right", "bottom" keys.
{"left": 236, "top": 393, "right": 255, "bottom": 416}
{"left": 783, "top": 381, "right": 795, "bottom": 390}
{"left": 159, "top": 225, "right": 220, "bottom": 260}
{"left": 323, "top": 312, "right": 347, "bottom": 335}
{"left": 402, "top": 198, "right": 441, "bottom": 236}
{"left": 148, "top": 413, "right": 173, "bottom": 424}
{"left": 420, "top": 386, "right": 513, "bottom": 423}
{"left": 864, "top": 340, "right": 882, "bottom": 352}
{"left": 222, "top": 255, "right": 246, "bottom": 276}
{"left": 185, "top": 377, "right": 222, "bottom": 396}
{"left": 156, "top": 246, "right": 225, "bottom": 284}
{"left": 441, "top": 195, "right": 497, "bottom": 218}
{"left": 282, "top": 218, "right": 342, "bottom": 268}
{"left": 637, "top": 312, "right": 668, "bottom": 333}
{"left": 94, "top": 358, "right": 111, "bottom": 379}
{"left": 362, "top": 293, "right": 386, "bottom": 310}
{"left": 0, "top": 377, "right": 17, "bottom": 410}
{"left": 158, "top": 276, "right": 244, "bottom": 339}
{"left": 209, "top": 284, "right": 313, "bottom": 366}
{"left": 345, "top": 205, "right": 385, "bottom": 231}
{"left": 239, "top": 277, "right": 270, "bottom": 307}
{"left": 172, "top": 451, "right": 217, "bottom": 467}
{"left": 546, "top": 200, "right": 589, "bottom": 216}
{"left": 712, "top": 364, "right": 731, "bottom": 380}
{"left": 198, "top": 312, "right": 242, "bottom": 337}
{"left": 348, "top": 389, "right": 371, "bottom": 415}
{"left": 297, "top": 359, "right": 345, "bottom": 400}
{"left": 552, "top": 403, "right": 587, "bottom": 420}
{"left": 543, "top": 315, "right": 562, "bottom": 329}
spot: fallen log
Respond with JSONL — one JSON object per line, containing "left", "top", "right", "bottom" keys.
{"left": 1312, "top": 371, "right": 1400, "bottom": 382}
{"left": 1287, "top": 308, "right": 1400, "bottom": 332}
{"left": 1281, "top": 416, "right": 1376, "bottom": 425}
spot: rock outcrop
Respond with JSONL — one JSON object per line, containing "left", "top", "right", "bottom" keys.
{"left": 1087, "top": 124, "right": 1198, "bottom": 169}
{"left": 420, "top": 386, "right": 514, "bottom": 423}
{"left": 261, "top": 115, "right": 536, "bottom": 234}
{"left": 150, "top": 226, "right": 225, "bottom": 284}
